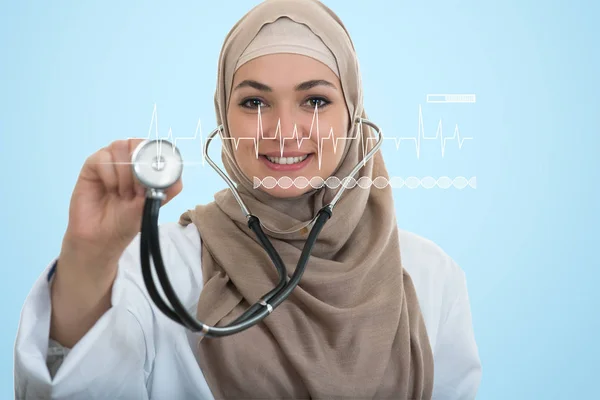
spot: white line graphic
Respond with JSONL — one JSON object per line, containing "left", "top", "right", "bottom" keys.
{"left": 126, "top": 100, "right": 474, "bottom": 166}
{"left": 253, "top": 176, "right": 477, "bottom": 190}
{"left": 426, "top": 94, "right": 476, "bottom": 103}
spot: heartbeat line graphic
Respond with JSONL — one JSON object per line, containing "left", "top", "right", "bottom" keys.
{"left": 127, "top": 104, "right": 205, "bottom": 166}
{"left": 127, "top": 98, "right": 474, "bottom": 167}
{"left": 381, "top": 105, "right": 473, "bottom": 159}
{"left": 223, "top": 104, "right": 368, "bottom": 170}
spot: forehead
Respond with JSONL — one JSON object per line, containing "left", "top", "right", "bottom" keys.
{"left": 232, "top": 53, "right": 340, "bottom": 88}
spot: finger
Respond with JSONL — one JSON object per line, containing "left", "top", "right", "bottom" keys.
{"left": 127, "top": 139, "right": 147, "bottom": 197}
{"left": 82, "top": 147, "right": 118, "bottom": 194}
{"left": 109, "top": 140, "right": 134, "bottom": 199}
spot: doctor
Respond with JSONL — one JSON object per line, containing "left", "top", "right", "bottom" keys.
{"left": 14, "top": 0, "right": 482, "bottom": 398}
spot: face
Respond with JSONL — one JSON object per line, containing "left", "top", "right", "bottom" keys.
{"left": 227, "top": 53, "right": 349, "bottom": 198}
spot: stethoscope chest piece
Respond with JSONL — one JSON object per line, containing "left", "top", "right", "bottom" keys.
{"left": 131, "top": 139, "right": 183, "bottom": 190}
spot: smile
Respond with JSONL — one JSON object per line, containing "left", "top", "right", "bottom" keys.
{"left": 265, "top": 155, "right": 309, "bottom": 165}
{"left": 260, "top": 153, "right": 313, "bottom": 171}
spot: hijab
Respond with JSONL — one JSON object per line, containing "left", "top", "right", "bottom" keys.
{"left": 178, "top": 0, "right": 434, "bottom": 397}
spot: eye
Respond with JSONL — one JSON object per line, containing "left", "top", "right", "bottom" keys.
{"left": 304, "top": 97, "right": 330, "bottom": 109}
{"left": 240, "top": 98, "right": 267, "bottom": 109}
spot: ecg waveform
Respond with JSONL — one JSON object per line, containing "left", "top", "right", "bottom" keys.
{"left": 128, "top": 100, "right": 474, "bottom": 167}
{"left": 385, "top": 105, "right": 472, "bottom": 159}
{"left": 128, "top": 104, "right": 205, "bottom": 166}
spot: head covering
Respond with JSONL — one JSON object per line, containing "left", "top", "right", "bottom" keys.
{"left": 179, "top": 0, "right": 434, "bottom": 398}
{"left": 235, "top": 16, "right": 340, "bottom": 79}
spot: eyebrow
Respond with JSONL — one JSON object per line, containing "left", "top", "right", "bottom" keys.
{"left": 295, "top": 79, "right": 336, "bottom": 91}
{"left": 233, "top": 79, "right": 336, "bottom": 92}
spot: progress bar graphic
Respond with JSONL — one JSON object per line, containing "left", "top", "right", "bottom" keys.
{"left": 426, "top": 94, "right": 476, "bottom": 103}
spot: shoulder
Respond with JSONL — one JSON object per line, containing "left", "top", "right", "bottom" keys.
{"left": 397, "top": 229, "right": 482, "bottom": 397}
{"left": 396, "top": 229, "right": 469, "bottom": 350}
{"left": 120, "top": 221, "right": 202, "bottom": 269}
{"left": 398, "top": 228, "right": 463, "bottom": 282}
{"left": 154, "top": 221, "right": 204, "bottom": 294}
{"left": 159, "top": 221, "right": 202, "bottom": 247}
{"left": 398, "top": 228, "right": 466, "bottom": 303}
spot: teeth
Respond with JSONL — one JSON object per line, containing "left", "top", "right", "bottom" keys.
{"left": 266, "top": 154, "right": 309, "bottom": 164}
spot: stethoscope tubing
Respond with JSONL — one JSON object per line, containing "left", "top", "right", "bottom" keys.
{"left": 134, "top": 117, "right": 383, "bottom": 338}
{"left": 139, "top": 194, "right": 332, "bottom": 337}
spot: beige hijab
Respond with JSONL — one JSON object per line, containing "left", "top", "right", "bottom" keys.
{"left": 179, "top": 0, "right": 434, "bottom": 398}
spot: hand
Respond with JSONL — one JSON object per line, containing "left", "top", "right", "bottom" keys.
{"left": 60, "top": 139, "right": 183, "bottom": 271}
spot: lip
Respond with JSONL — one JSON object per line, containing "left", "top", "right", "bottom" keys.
{"left": 260, "top": 153, "right": 313, "bottom": 172}
{"left": 261, "top": 151, "right": 311, "bottom": 157}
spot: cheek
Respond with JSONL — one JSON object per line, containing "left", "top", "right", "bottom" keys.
{"left": 226, "top": 114, "right": 259, "bottom": 163}
{"left": 315, "top": 114, "right": 349, "bottom": 169}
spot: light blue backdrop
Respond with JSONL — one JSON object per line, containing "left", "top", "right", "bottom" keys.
{"left": 1, "top": 0, "right": 598, "bottom": 398}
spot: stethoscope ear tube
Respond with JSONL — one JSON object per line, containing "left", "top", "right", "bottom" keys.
{"left": 202, "top": 117, "right": 383, "bottom": 236}
{"left": 227, "top": 215, "right": 289, "bottom": 326}
{"left": 259, "top": 205, "right": 331, "bottom": 311}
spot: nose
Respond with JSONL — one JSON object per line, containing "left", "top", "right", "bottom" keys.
{"left": 274, "top": 107, "right": 300, "bottom": 141}
{"left": 262, "top": 105, "right": 312, "bottom": 144}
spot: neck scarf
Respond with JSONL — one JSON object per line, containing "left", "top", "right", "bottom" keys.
{"left": 179, "top": 0, "right": 434, "bottom": 398}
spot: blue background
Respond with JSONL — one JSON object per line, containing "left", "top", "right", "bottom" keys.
{"left": 1, "top": 0, "right": 598, "bottom": 398}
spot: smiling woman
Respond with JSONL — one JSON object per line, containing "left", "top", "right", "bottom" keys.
{"left": 14, "top": 0, "right": 481, "bottom": 399}
{"left": 228, "top": 50, "right": 349, "bottom": 198}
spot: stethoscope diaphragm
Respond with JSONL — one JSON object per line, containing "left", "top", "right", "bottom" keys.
{"left": 131, "top": 139, "right": 183, "bottom": 190}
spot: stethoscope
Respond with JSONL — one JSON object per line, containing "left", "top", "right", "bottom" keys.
{"left": 130, "top": 117, "right": 383, "bottom": 338}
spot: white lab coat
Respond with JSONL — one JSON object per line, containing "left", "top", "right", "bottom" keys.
{"left": 14, "top": 222, "right": 482, "bottom": 399}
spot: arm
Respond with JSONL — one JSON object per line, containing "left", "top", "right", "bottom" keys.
{"left": 14, "top": 234, "right": 156, "bottom": 400}
{"left": 432, "top": 265, "right": 482, "bottom": 400}
{"left": 49, "top": 248, "right": 116, "bottom": 349}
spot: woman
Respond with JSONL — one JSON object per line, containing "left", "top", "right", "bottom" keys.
{"left": 14, "top": 0, "right": 481, "bottom": 398}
